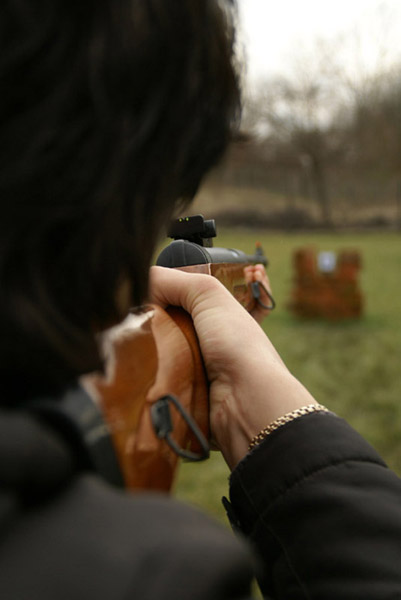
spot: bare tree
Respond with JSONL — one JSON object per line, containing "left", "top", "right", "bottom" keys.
{"left": 246, "top": 56, "right": 342, "bottom": 225}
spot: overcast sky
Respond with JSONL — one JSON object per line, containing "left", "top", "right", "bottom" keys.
{"left": 237, "top": 0, "right": 401, "bottom": 85}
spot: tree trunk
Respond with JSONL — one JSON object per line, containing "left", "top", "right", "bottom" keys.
{"left": 310, "top": 155, "right": 332, "bottom": 227}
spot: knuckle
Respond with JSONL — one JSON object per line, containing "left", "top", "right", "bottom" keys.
{"left": 199, "top": 274, "right": 224, "bottom": 293}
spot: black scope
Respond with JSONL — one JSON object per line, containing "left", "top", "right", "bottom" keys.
{"left": 156, "top": 215, "right": 267, "bottom": 268}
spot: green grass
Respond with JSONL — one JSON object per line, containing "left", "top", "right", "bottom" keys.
{"left": 173, "top": 230, "right": 401, "bottom": 523}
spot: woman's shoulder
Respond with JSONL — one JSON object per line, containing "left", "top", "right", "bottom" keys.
{"left": 0, "top": 474, "right": 254, "bottom": 600}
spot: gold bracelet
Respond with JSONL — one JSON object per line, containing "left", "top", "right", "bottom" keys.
{"left": 248, "top": 404, "right": 329, "bottom": 451}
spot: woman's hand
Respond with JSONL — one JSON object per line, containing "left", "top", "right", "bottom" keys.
{"left": 149, "top": 266, "right": 317, "bottom": 469}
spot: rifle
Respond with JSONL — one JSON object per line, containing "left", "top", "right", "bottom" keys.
{"left": 83, "top": 215, "right": 274, "bottom": 492}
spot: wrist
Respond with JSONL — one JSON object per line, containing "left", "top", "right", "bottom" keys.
{"left": 210, "top": 367, "right": 319, "bottom": 470}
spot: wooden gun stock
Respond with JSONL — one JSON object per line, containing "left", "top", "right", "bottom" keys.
{"left": 83, "top": 303, "right": 209, "bottom": 492}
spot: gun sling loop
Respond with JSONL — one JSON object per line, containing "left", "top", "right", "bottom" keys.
{"left": 151, "top": 394, "right": 210, "bottom": 462}
{"left": 250, "top": 281, "right": 276, "bottom": 311}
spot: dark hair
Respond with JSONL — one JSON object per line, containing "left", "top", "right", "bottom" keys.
{"left": 0, "top": 0, "right": 240, "bottom": 400}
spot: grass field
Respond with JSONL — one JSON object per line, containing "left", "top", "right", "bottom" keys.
{"left": 173, "top": 230, "right": 401, "bottom": 523}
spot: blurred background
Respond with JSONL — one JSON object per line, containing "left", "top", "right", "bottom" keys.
{"left": 174, "top": 0, "right": 401, "bottom": 522}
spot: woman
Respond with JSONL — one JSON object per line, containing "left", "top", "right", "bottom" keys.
{"left": 0, "top": 1, "right": 400, "bottom": 598}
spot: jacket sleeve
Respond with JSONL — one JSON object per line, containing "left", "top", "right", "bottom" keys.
{"left": 226, "top": 412, "right": 401, "bottom": 599}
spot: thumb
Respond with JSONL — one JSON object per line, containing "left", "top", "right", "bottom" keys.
{"left": 149, "top": 266, "right": 239, "bottom": 319}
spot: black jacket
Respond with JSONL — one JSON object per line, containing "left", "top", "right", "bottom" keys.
{"left": 1, "top": 402, "right": 401, "bottom": 599}
{"left": 228, "top": 412, "right": 401, "bottom": 598}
